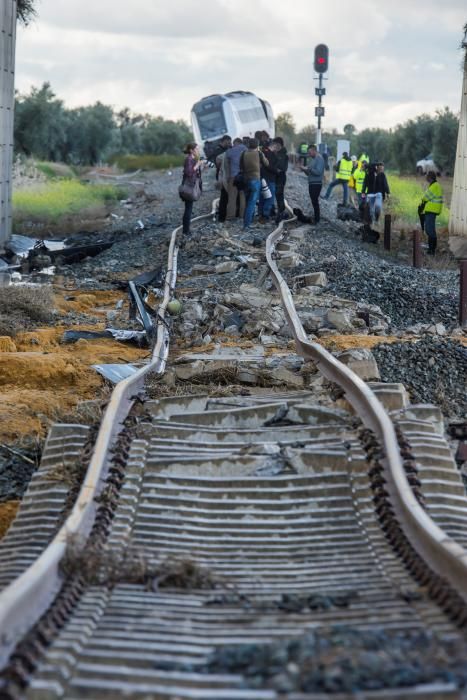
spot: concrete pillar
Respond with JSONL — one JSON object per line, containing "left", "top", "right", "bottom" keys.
{"left": 0, "top": 0, "right": 17, "bottom": 252}
{"left": 449, "top": 51, "right": 467, "bottom": 259}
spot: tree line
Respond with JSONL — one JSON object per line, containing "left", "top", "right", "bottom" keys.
{"left": 14, "top": 83, "right": 193, "bottom": 165}
{"left": 15, "top": 82, "right": 459, "bottom": 173}
{"left": 275, "top": 108, "right": 459, "bottom": 174}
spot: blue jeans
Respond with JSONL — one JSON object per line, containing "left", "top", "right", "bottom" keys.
{"left": 259, "top": 179, "right": 276, "bottom": 218}
{"left": 244, "top": 179, "right": 261, "bottom": 228}
{"left": 367, "top": 193, "right": 383, "bottom": 222}
{"left": 424, "top": 212, "right": 436, "bottom": 239}
{"left": 324, "top": 178, "right": 349, "bottom": 205}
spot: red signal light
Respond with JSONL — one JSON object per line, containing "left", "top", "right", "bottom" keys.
{"left": 314, "top": 44, "right": 329, "bottom": 73}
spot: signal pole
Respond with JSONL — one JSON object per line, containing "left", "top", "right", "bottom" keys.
{"left": 314, "top": 44, "right": 329, "bottom": 147}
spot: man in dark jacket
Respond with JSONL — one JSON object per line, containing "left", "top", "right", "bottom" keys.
{"left": 272, "top": 137, "right": 289, "bottom": 221}
{"left": 259, "top": 136, "right": 279, "bottom": 221}
{"left": 209, "top": 134, "right": 232, "bottom": 172}
{"left": 362, "top": 161, "right": 390, "bottom": 223}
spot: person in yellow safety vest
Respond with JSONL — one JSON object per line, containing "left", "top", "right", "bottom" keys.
{"left": 418, "top": 170, "right": 443, "bottom": 255}
{"left": 348, "top": 155, "right": 358, "bottom": 205}
{"left": 353, "top": 160, "right": 368, "bottom": 206}
{"left": 323, "top": 151, "right": 353, "bottom": 205}
{"left": 358, "top": 152, "right": 370, "bottom": 168}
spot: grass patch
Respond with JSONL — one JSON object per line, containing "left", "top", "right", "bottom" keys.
{"left": 111, "top": 154, "right": 184, "bottom": 172}
{"left": 0, "top": 286, "right": 54, "bottom": 337}
{"left": 387, "top": 175, "right": 450, "bottom": 228}
{"left": 36, "top": 162, "right": 77, "bottom": 180}
{"left": 13, "top": 179, "right": 125, "bottom": 223}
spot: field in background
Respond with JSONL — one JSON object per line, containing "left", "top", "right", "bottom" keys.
{"left": 387, "top": 174, "right": 451, "bottom": 229}
{"left": 110, "top": 154, "right": 184, "bottom": 172}
{"left": 13, "top": 179, "right": 125, "bottom": 225}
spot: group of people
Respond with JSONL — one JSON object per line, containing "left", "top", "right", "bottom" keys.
{"left": 180, "top": 138, "right": 443, "bottom": 254}
{"left": 310, "top": 150, "right": 390, "bottom": 224}
{"left": 180, "top": 132, "right": 289, "bottom": 233}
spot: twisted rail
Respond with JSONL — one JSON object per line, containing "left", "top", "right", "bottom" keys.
{"left": 0, "top": 201, "right": 217, "bottom": 668}
{"left": 266, "top": 208, "right": 467, "bottom": 604}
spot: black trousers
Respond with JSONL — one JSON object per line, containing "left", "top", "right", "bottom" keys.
{"left": 276, "top": 173, "right": 286, "bottom": 213}
{"left": 182, "top": 199, "right": 194, "bottom": 234}
{"left": 308, "top": 183, "right": 322, "bottom": 223}
{"left": 218, "top": 187, "right": 228, "bottom": 222}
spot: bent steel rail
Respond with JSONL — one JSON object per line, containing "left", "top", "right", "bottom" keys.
{"left": 266, "top": 209, "right": 467, "bottom": 602}
{"left": 0, "top": 201, "right": 217, "bottom": 668}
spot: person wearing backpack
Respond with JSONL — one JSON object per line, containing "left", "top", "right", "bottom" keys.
{"left": 242, "top": 138, "right": 269, "bottom": 230}
{"left": 225, "top": 138, "right": 247, "bottom": 219}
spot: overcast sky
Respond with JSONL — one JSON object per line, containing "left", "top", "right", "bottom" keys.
{"left": 15, "top": 0, "right": 467, "bottom": 132}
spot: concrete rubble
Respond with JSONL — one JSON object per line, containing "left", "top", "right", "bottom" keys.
{"left": 335, "top": 348, "right": 381, "bottom": 381}
{"left": 176, "top": 280, "right": 390, "bottom": 348}
{"left": 163, "top": 345, "right": 310, "bottom": 389}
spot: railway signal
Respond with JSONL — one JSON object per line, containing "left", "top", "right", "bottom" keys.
{"left": 314, "top": 44, "right": 329, "bottom": 74}
{"left": 314, "top": 44, "right": 329, "bottom": 146}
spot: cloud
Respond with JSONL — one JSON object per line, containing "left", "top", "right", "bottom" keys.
{"left": 15, "top": 0, "right": 466, "bottom": 132}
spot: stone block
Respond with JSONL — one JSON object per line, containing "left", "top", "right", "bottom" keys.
{"left": 326, "top": 308, "right": 354, "bottom": 332}
{"left": 215, "top": 261, "right": 239, "bottom": 274}
{"left": 336, "top": 348, "right": 381, "bottom": 381}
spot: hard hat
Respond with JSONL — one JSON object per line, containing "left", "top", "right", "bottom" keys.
{"left": 351, "top": 155, "right": 357, "bottom": 161}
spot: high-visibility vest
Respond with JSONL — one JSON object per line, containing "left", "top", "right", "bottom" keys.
{"left": 422, "top": 181, "right": 443, "bottom": 215}
{"left": 353, "top": 167, "right": 366, "bottom": 193}
{"left": 338, "top": 158, "right": 352, "bottom": 181}
{"left": 358, "top": 153, "right": 369, "bottom": 167}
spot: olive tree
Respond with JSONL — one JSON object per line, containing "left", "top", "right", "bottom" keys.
{"left": 0, "top": 1, "right": 35, "bottom": 250}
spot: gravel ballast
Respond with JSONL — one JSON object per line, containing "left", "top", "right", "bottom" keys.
{"left": 373, "top": 337, "right": 467, "bottom": 418}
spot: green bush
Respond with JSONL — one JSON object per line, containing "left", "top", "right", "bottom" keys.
{"left": 387, "top": 175, "right": 449, "bottom": 227}
{"left": 111, "top": 153, "right": 184, "bottom": 172}
{"left": 13, "top": 179, "right": 125, "bottom": 222}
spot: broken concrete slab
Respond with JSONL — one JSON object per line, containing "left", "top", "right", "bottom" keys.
{"left": 288, "top": 225, "right": 312, "bottom": 241}
{"left": 367, "top": 382, "right": 410, "bottom": 411}
{"left": 174, "top": 346, "right": 265, "bottom": 363}
{"left": 268, "top": 366, "right": 304, "bottom": 388}
{"left": 289, "top": 403, "right": 350, "bottom": 426}
{"left": 224, "top": 283, "right": 277, "bottom": 310}
{"left": 215, "top": 261, "right": 239, "bottom": 274}
{"left": 277, "top": 253, "right": 303, "bottom": 269}
{"left": 294, "top": 271, "right": 328, "bottom": 288}
{"left": 336, "top": 348, "right": 381, "bottom": 381}
{"left": 326, "top": 308, "right": 355, "bottom": 332}
{"left": 392, "top": 404, "right": 445, "bottom": 435}
{"left": 190, "top": 264, "right": 215, "bottom": 275}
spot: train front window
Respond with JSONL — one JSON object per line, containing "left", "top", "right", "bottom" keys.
{"left": 198, "top": 112, "right": 226, "bottom": 139}
{"left": 194, "top": 105, "right": 227, "bottom": 140}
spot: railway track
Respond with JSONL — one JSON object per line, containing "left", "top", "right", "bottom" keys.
{"left": 1, "top": 200, "right": 467, "bottom": 698}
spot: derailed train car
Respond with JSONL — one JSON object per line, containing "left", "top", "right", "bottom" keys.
{"left": 191, "top": 91, "right": 274, "bottom": 156}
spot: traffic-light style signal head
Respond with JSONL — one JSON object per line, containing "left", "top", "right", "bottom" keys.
{"left": 314, "top": 44, "right": 329, "bottom": 73}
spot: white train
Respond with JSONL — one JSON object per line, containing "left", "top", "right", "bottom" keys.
{"left": 191, "top": 91, "right": 275, "bottom": 152}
